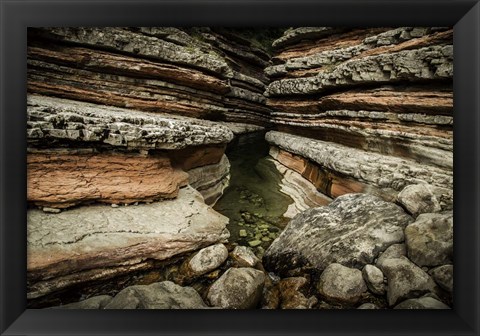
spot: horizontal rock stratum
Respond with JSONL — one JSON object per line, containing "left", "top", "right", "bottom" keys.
{"left": 266, "top": 131, "right": 453, "bottom": 209}
{"left": 27, "top": 186, "right": 229, "bottom": 299}
{"left": 265, "top": 27, "right": 452, "bottom": 169}
{"left": 28, "top": 27, "right": 273, "bottom": 126}
{"left": 27, "top": 94, "right": 234, "bottom": 150}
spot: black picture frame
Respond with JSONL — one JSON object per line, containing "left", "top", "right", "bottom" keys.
{"left": 1, "top": 0, "right": 479, "bottom": 335}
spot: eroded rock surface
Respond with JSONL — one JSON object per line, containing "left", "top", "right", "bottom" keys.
{"left": 28, "top": 151, "right": 189, "bottom": 208}
{"left": 266, "top": 131, "right": 452, "bottom": 209}
{"left": 394, "top": 296, "right": 449, "bottom": 309}
{"left": 28, "top": 95, "right": 234, "bottom": 150}
{"left": 231, "top": 246, "right": 260, "bottom": 268}
{"left": 429, "top": 265, "right": 453, "bottom": 294}
{"left": 27, "top": 186, "right": 229, "bottom": 299}
{"left": 263, "top": 193, "right": 412, "bottom": 276}
{"left": 362, "top": 265, "right": 386, "bottom": 296}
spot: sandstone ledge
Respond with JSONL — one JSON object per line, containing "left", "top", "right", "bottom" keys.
{"left": 27, "top": 186, "right": 230, "bottom": 299}
{"left": 28, "top": 151, "right": 189, "bottom": 209}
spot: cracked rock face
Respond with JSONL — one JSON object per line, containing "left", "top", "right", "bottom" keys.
{"left": 263, "top": 193, "right": 413, "bottom": 276}
{"left": 27, "top": 186, "right": 229, "bottom": 299}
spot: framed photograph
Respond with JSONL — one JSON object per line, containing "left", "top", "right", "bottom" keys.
{"left": 1, "top": 0, "right": 479, "bottom": 335}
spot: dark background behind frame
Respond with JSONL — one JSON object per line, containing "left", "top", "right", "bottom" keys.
{"left": 0, "top": 0, "right": 479, "bottom": 335}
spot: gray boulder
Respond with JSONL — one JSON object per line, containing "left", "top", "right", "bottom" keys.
{"left": 207, "top": 267, "right": 265, "bottom": 309}
{"left": 181, "top": 244, "right": 228, "bottom": 279}
{"left": 379, "top": 257, "right": 438, "bottom": 306}
{"left": 429, "top": 264, "right": 453, "bottom": 294}
{"left": 264, "top": 193, "right": 412, "bottom": 275}
{"left": 394, "top": 296, "right": 450, "bottom": 309}
{"left": 362, "top": 264, "right": 386, "bottom": 295}
{"left": 51, "top": 295, "right": 113, "bottom": 309}
{"left": 376, "top": 243, "right": 406, "bottom": 269}
{"left": 357, "top": 303, "right": 379, "bottom": 309}
{"left": 397, "top": 184, "right": 442, "bottom": 217}
{"left": 231, "top": 246, "right": 260, "bottom": 268}
{"left": 316, "top": 263, "right": 367, "bottom": 305}
{"left": 405, "top": 212, "right": 453, "bottom": 267}
{"left": 103, "top": 281, "right": 208, "bottom": 309}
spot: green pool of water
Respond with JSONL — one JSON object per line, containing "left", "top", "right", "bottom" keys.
{"left": 213, "top": 132, "right": 294, "bottom": 255}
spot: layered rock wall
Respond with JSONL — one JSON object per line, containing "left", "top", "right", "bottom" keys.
{"left": 26, "top": 26, "right": 454, "bottom": 309}
{"left": 28, "top": 27, "right": 272, "bottom": 126}
{"left": 265, "top": 27, "right": 453, "bottom": 210}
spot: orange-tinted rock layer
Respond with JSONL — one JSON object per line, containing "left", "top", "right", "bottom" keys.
{"left": 28, "top": 151, "right": 189, "bottom": 208}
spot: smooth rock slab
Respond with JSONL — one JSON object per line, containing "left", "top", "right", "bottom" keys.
{"left": 379, "top": 257, "right": 438, "bottom": 306}
{"left": 316, "top": 263, "right": 367, "bottom": 305}
{"left": 181, "top": 244, "right": 228, "bottom": 279}
{"left": 207, "top": 267, "right": 265, "bottom": 309}
{"left": 263, "top": 193, "right": 412, "bottom": 276}
{"left": 27, "top": 186, "right": 229, "bottom": 299}
{"left": 405, "top": 212, "right": 453, "bottom": 267}
{"left": 394, "top": 296, "right": 450, "bottom": 309}
{"left": 104, "top": 281, "right": 208, "bottom": 309}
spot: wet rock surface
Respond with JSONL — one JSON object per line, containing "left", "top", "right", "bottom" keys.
{"left": 213, "top": 132, "right": 293, "bottom": 255}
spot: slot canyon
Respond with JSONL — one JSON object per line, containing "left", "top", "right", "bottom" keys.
{"left": 27, "top": 27, "right": 453, "bottom": 309}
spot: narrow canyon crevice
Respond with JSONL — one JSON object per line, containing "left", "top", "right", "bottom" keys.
{"left": 26, "top": 26, "right": 453, "bottom": 310}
